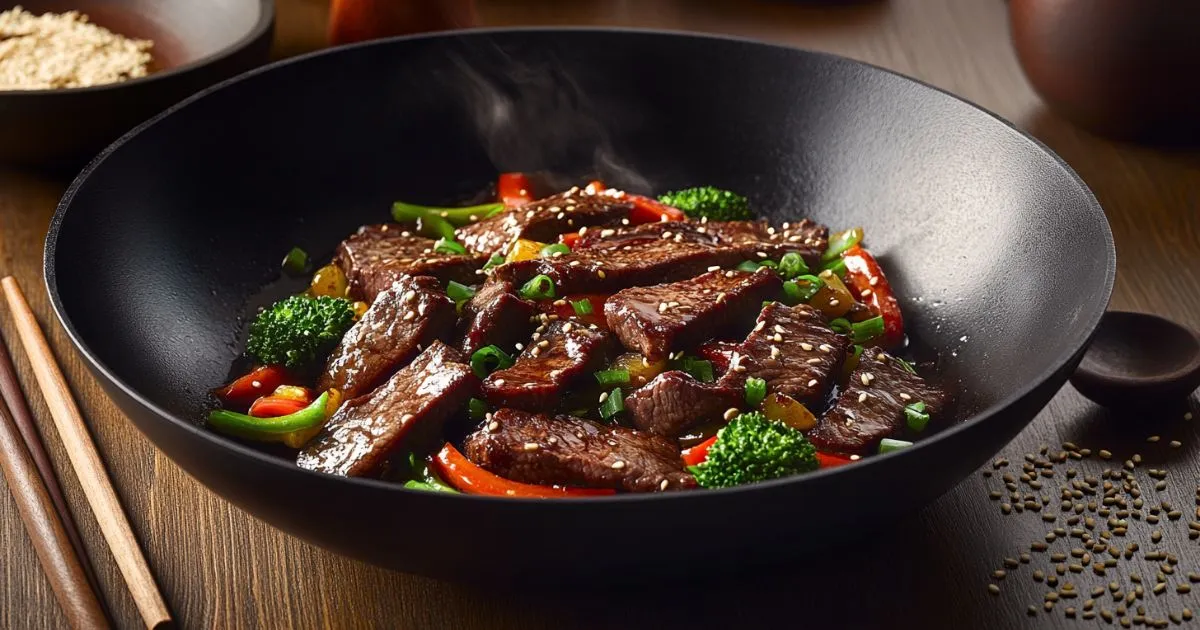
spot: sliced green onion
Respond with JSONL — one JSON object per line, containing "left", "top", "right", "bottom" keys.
{"left": 392, "top": 201, "right": 504, "bottom": 226}
{"left": 850, "top": 315, "right": 885, "bottom": 343}
{"left": 594, "top": 369, "right": 630, "bottom": 387}
{"left": 789, "top": 274, "right": 825, "bottom": 303}
{"left": 404, "top": 479, "right": 460, "bottom": 493}
{"left": 600, "top": 387, "right": 624, "bottom": 421}
{"left": 736, "top": 260, "right": 761, "bottom": 272}
{"left": 829, "top": 318, "right": 851, "bottom": 335}
{"left": 468, "top": 397, "right": 489, "bottom": 422}
{"left": 822, "top": 257, "right": 848, "bottom": 278}
{"left": 777, "top": 252, "right": 809, "bottom": 279}
{"left": 822, "top": 227, "right": 864, "bottom": 262}
{"left": 850, "top": 344, "right": 864, "bottom": 365}
{"left": 447, "top": 280, "right": 476, "bottom": 304}
{"left": 758, "top": 259, "right": 779, "bottom": 270}
{"left": 470, "top": 345, "right": 514, "bottom": 378}
{"left": 540, "top": 243, "right": 571, "bottom": 258}
{"left": 680, "top": 356, "right": 714, "bottom": 383}
{"left": 482, "top": 254, "right": 505, "bottom": 270}
{"left": 416, "top": 213, "right": 456, "bottom": 241}
{"left": 879, "top": 438, "right": 914, "bottom": 454}
{"left": 571, "top": 298, "right": 594, "bottom": 316}
{"left": 434, "top": 238, "right": 468, "bottom": 256}
{"left": 518, "top": 274, "right": 556, "bottom": 300}
{"left": 744, "top": 377, "right": 767, "bottom": 408}
{"left": 905, "top": 401, "right": 930, "bottom": 432}
{"left": 281, "top": 246, "right": 309, "bottom": 275}
{"left": 894, "top": 357, "right": 918, "bottom": 375}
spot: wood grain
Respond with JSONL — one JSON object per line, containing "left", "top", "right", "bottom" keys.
{"left": 2, "top": 278, "right": 171, "bottom": 630}
{"left": 0, "top": 0, "right": 1197, "bottom": 628}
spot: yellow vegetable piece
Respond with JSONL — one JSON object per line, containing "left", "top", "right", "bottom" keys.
{"left": 610, "top": 352, "right": 668, "bottom": 388}
{"left": 325, "top": 388, "right": 344, "bottom": 415}
{"left": 810, "top": 270, "right": 854, "bottom": 318}
{"left": 761, "top": 392, "right": 818, "bottom": 432}
{"left": 351, "top": 301, "right": 370, "bottom": 319}
{"left": 506, "top": 238, "right": 546, "bottom": 263}
{"left": 310, "top": 263, "right": 349, "bottom": 298}
{"left": 271, "top": 385, "right": 310, "bottom": 402}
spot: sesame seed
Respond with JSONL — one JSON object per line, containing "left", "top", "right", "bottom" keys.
{"left": 492, "top": 379, "right": 506, "bottom": 386}
{"left": 660, "top": 479, "right": 669, "bottom": 491}
{"left": 707, "top": 266, "right": 721, "bottom": 272}
{"left": 754, "top": 321, "right": 766, "bottom": 332}
{"left": 772, "top": 333, "right": 783, "bottom": 342}
{"left": 829, "top": 299, "right": 840, "bottom": 307}
{"left": 611, "top": 460, "right": 626, "bottom": 470}
{"left": 1170, "top": 440, "right": 1181, "bottom": 448}
{"left": 598, "top": 392, "right": 609, "bottom": 403}
{"left": 523, "top": 442, "right": 539, "bottom": 451}
{"left": 658, "top": 303, "right": 668, "bottom": 313}
{"left": 899, "top": 393, "right": 912, "bottom": 401}
{"left": 723, "top": 408, "right": 739, "bottom": 421}
{"left": 800, "top": 342, "right": 814, "bottom": 351}
{"left": 807, "top": 379, "right": 819, "bottom": 387}
{"left": 806, "top": 358, "right": 822, "bottom": 364}
{"left": 487, "top": 421, "right": 499, "bottom": 431}
{"left": 770, "top": 346, "right": 781, "bottom": 359}
{"left": 598, "top": 270, "right": 606, "bottom": 279}
{"left": 250, "top": 380, "right": 262, "bottom": 388}
{"left": 860, "top": 373, "right": 875, "bottom": 386}
{"left": 818, "top": 344, "right": 833, "bottom": 353}
{"left": 403, "top": 311, "right": 416, "bottom": 321}
{"left": 858, "top": 392, "right": 868, "bottom": 403}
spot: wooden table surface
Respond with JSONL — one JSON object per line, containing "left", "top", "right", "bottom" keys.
{"left": 2, "top": 0, "right": 1198, "bottom": 628}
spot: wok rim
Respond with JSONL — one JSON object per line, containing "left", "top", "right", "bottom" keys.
{"left": 43, "top": 26, "right": 1116, "bottom": 506}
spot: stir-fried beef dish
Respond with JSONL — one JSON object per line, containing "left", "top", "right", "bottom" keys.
{"left": 209, "top": 177, "right": 949, "bottom": 497}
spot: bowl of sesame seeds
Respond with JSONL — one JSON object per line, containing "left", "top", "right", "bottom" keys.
{"left": 0, "top": 0, "right": 274, "bottom": 168}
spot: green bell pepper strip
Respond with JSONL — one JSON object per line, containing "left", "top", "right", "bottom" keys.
{"left": 208, "top": 392, "right": 330, "bottom": 444}
{"left": 391, "top": 201, "right": 505, "bottom": 227}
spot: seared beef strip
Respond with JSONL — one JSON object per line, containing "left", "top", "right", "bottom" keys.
{"left": 718, "top": 303, "right": 850, "bottom": 407}
{"left": 808, "top": 348, "right": 948, "bottom": 455}
{"left": 624, "top": 371, "right": 742, "bottom": 437}
{"left": 298, "top": 342, "right": 477, "bottom": 477}
{"left": 335, "top": 224, "right": 487, "bottom": 302}
{"left": 604, "top": 268, "right": 782, "bottom": 358}
{"left": 457, "top": 189, "right": 632, "bottom": 255}
{"left": 482, "top": 320, "right": 612, "bottom": 411}
{"left": 492, "top": 237, "right": 748, "bottom": 296}
{"left": 705, "top": 218, "right": 828, "bottom": 267}
{"left": 454, "top": 276, "right": 537, "bottom": 356}
{"left": 463, "top": 408, "right": 695, "bottom": 492}
{"left": 573, "top": 221, "right": 719, "bottom": 250}
{"left": 318, "top": 275, "right": 456, "bottom": 399}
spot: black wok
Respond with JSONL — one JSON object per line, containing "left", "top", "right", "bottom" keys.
{"left": 45, "top": 28, "right": 1114, "bottom": 581}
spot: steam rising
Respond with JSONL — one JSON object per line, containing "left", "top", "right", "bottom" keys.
{"left": 445, "top": 42, "right": 651, "bottom": 193}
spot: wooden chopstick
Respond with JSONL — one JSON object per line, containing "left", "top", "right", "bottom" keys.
{"left": 0, "top": 387, "right": 109, "bottom": 629}
{"left": 1, "top": 276, "right": 172, "bottom": 630}
{"left": 0, "top": 328, "right": 104, "bottom": 599}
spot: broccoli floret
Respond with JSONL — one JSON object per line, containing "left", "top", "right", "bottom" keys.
{"left": 246, "top": 295, "right": 355, "bottom": 370}
{"left": 690, "top": 412, "right": 818, "bottom": 488}
{"left": 658, "top": 186, "right": 753, "bottom": 221}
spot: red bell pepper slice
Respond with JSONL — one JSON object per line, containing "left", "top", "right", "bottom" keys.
{"left": 248, "top": 396, "right": 309, "bottom": 418}
{"left": 559, "top": 231, "right": 582, "bottom": 249}
{"left": 498, "top": 172, "right": 534, "bottom": 208}
{"left": 433, "top": 443, "right": 616, "bottom": 498}
{"left": 681, "top": 435, "right": 719, "bottom": 467}
{"left": 842, "top": 245, "right": 905, "bottom": 348}
{"left": 816, "top": 451, "right": 856, "bottom": 469}
{"left": 216, "top": 365, "right": 288, "bottom": 410}
{"left": 627, "top": 194, "right": 686, "bottom": 224}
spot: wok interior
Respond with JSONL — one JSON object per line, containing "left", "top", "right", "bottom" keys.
{"left": 52, "top": 30, "right": 1111, "bottom": 449}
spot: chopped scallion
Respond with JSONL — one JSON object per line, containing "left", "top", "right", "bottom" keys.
{"left": 434, "top": 238, "right": 468, "bottom": 256}
{"left": 447, "top": 280, "right": 476, "bottom": 304}
{"left": 905, "top": 401, "right": 930, "bottom": 432}
{"left": 468, "top": 397, "right": 489, "bottom": 422}
{"left": 783, "top": 274, "right": 824, "bottom": 304}
{"left": 518, "top": 274, "right": 556, "bottom": 300}
{"left": 540, "top": 243, "right": 571, "bottom": 258}
{"left": 822, "top": 257, "right": 848, "bottom": 278}
{"left": 758, "top": 259, "right": 778, "bottom": 270}
{"left": 850, "top": 316, "right": 885, "bottom": 343}
{"left": 391, "top": 201, "right": 504, "bottom": 226}
{"left": 744, "top": 377, "right": 767, "bottom": 408}
{"left": 879, "top": 438, "right": 914, "bottom": 454}
{"left": 281, "top": 246, "right": 309, "bottom": 275}
{"left": 599, "top": 387, "right": 624, "bottom": 420}
{"left": 416, "top": 213, "right": 456, "bottom": 241}
{"left": 482, "top": 254, "right": 505, "bottom": 270}
{"left": 777, "top": 252, "right": 809, "bottom": 279}
{"left": 571, "top": 298, "right": 594, "bottom": 316}
{"left": 469, "top": 345, "right": 514, "bottom": 378}
{"left": 822, "top": 227, "right": 864, "bottom": 262}
{"left": 829, "top": 318, "right": 852, "bottom": 335}
{"left": 894, "top": 357, "right": 918, "bottom": 375}
{"left": 736, "top": 260, "right": 761, "bottom": 272}
{"left": 680, "top": 356, "right": 714, "bottom": 383}
{"left": 594, "top": 369, "right": 630, "bottom": 387}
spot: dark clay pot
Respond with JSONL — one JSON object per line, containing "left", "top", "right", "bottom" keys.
{"left": 1010, "top": 0, "right": 1200, "bottom": 144}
